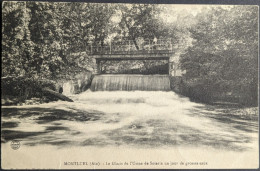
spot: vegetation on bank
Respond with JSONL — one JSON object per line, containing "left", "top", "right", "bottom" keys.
{"left": 179, "top": 6, "right": 258, "bottom": 106}
{"left": 1, "top": 76, "right": 73, "bottom": 105}
{"left": 2, "top": 77, "right": 53, "bottom": 105}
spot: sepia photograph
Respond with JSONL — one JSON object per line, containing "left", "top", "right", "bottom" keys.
{"left": 1, "top": 1, "right": 259, "bottom": 169}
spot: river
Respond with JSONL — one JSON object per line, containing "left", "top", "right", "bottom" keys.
{"left": 1, "top": 90, "right": 258, "bottom": 169}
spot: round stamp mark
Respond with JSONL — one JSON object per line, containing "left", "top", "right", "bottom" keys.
{"left": 10, "top": 140, "right": 20, "bottom": 150}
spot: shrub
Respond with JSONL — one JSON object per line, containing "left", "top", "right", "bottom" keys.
{"left": 1, "top": 76, "right": 56, "bottom": 100}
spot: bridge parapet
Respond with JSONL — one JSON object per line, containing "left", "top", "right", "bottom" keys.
{"left": 87, "top": 39, "right": 174, "bottom": 55}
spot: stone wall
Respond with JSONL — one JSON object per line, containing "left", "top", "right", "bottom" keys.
{"left": 169, "top": 55, "right": 184, "bottom": 77}
{"left": 61, "top": 71, "right": 93, "bottom": 95}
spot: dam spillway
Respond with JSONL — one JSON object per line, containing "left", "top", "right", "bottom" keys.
{"left": 90, "top": 74, "right": 171, "bottom": 91}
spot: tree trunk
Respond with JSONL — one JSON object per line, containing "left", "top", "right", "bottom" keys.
{"left": 41, "top": 88, "right": 73, "bottom": 102}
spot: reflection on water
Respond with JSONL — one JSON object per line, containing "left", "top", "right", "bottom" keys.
{"left": 1, "top": 91, "right": 258, "bottom": 151}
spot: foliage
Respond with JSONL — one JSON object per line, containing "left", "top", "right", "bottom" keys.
{"left": 1, "top": 76, "right": 56, "bottom": 101}
{"left": 113, "top": 4, "right": 178, "bottom": 48}
{"left": 180, "top": 6, "right": 258, "bottom": 106}
{"left": 2, "top": 2, "right": 116, "bottom": 79}
{"left": 2, "top": 2, "right": 36, "bottom": 77}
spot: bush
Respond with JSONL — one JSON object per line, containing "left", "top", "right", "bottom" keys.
{"left": 1, "top": 76, "right": 56, "bottom": 100}
{"left": 178, "top": 77, "right": 258, "bottom": 107}
{"left": 180, "top": 80, "right": 214, "bottom": 104}
{"left": 170, "top": 76, "right": 182, "bottom": 93}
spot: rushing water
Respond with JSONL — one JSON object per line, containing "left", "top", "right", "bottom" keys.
{"left": 1, "top": 89, "right": 258, "bottom": 169}
{"left": 1, "top": 87, "right": 258, "bottom": 150}
{"left": 90, "top": 74, "right": 171, "bottom": 91}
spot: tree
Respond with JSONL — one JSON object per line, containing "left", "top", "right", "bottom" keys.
{"left": 115, "top": 4, "right": 178, "bottom": 48}
{"left": 2, "top": 2, "right": 116, "bottom": 79}
{"left": 180, "top": 6, "right": 258, "bottom": 105}
{"left": 2, "top": 2, "right": 36, "bottom": 77}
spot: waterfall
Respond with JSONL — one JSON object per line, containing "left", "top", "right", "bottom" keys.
{"left": 90, "top": 74, "right": 171, "bottom": 91}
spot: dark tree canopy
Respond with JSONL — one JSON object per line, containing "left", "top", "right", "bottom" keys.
{"left": 180, "top": 6, "right": 258, "bottom": 105}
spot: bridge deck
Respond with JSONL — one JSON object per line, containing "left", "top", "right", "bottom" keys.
{"left": 94, "top": 52, "right": 171, "bottom": 61}
{"left": 95, "top": 56, "right": 169, "bottom": 61}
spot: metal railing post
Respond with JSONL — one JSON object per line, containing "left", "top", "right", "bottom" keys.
{"left": 87, "top": 38, "right": 174, "bottom": 55}
{"left": 100, "top": 41, "right": 102, "bottom": 54}
{"left": 110, "top": 41, "right": 112, "bottom": 54}
{"left": 148, "top": 39, "right": 150, "bottom": 52}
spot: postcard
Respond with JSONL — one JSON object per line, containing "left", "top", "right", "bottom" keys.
{"left": 1, "top": 1, "right": 259, "bottom": 169}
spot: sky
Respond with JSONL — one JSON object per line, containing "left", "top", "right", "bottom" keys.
{"left": 159, "top": 5, "right": 235, "bottom": 23}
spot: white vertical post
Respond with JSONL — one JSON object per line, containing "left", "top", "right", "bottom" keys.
{"left": 169, "top": 59, "right": 171, "bottom": 76}
{"left": 129, "top": 40, "right": 131, "bottom": 53}
{"left": 169, "top": 38, "right": 172, "bottom": 51}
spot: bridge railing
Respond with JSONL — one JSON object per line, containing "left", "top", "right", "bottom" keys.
{"left": 87, "top": 39, "right": 173, "bottom": 55}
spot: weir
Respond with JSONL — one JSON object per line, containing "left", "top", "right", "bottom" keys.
{"left": 90, "top": 74, "right": 171, "bottom": 91}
